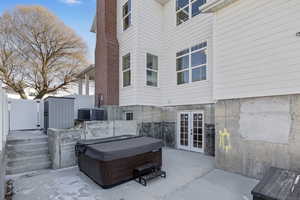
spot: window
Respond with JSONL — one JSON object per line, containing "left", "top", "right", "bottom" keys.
{"left": 125, "top": 112, "right": 133, "bottom": 120}
{"left": 146, "top": 53, "right": 158, "bottom": 87}
{"left": 122, "top": 0, "right": 131, "bottom": 31}
{"left": 122, "top": 53, "right": 131, "bottom": 87}
{"left": 176, "top": 41, "right": 207, "bottom": 85}
{"left": 176, "top": 0, "right": 206, "bottom": 26}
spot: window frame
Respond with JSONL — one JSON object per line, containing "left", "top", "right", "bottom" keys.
{"left": 176, "top": 0, "right": 206, "bottom": 26}
{"left": 122, "top": 53, "right": 131, "bottom": 87}
{"left": 122, "top": 0, "right": 131, "bottom": 31}
{"left": 176, "top": 41, "right": 207, "bottom": 85}
{"left": 125, "top": 112, "right": 134, "bottom": 120}
{"left": 146, "top": 53, "right": 159, "bottom": 87}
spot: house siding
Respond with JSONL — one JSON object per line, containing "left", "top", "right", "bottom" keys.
{"left": 161, "top": 1, "right": 214, "bottom": 106}
{"left": 118, "top": 0, "right": 139, "bottom": 106}
{"left": 213, "top": 0, "right": 300, "bottom": 100}
{"left": 118, "top": 0, "right": 214, "bottom": 107}
{"left": 135, "top": 0, "right": 164, "bottom": 106}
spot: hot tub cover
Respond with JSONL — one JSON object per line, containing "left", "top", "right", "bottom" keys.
{"left": 76, "top": 136, "right": 163, "bottom": 161}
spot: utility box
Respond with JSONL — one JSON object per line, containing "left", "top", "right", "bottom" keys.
{"left": 44, "top": 97, "right": 75, "bottom": 132}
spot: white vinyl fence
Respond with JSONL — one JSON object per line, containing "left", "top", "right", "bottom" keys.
{"left": 9, "top": 99, "right": 43, "bottom": 131}
{"left": 0, "top": 88, "right": 8, "bottom": 152}
{"left": 8, "top": 95, "right": 95, "bottom": 131}
{"left": 0, "top": 88, "right": 8, "bottom": 200}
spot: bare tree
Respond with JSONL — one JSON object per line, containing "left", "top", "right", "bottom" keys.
{"left": 0, "top": 6, "right": 87, "bottom": 99}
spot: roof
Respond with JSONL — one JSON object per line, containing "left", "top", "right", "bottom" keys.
{"left": 200, "top": 0, "right": 239, "bottom": 12}
{"left": 77, "top": 65, "right": 95, "bottom": 80}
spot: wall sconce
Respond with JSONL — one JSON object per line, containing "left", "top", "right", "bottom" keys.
{"left": 296, "top": 32, "right": 300, "bottom": 37}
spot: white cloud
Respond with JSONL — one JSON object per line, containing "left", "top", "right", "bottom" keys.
{"left": 61, "top": 0, "right": 82, "bottom": 5}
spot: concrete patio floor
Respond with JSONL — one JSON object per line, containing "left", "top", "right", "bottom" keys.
{"left": 9, "top": 148, "right": 258, "bottom": 200}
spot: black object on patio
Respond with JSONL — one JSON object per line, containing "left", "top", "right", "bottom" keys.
{"left": 75, "top": 135, "right": 164, "bottom": 189}
{"left": 77, "top": 108, "right": 107, "bottom": 121}
{"left": 251, "top": 167, "right": 300, "bottom": 200}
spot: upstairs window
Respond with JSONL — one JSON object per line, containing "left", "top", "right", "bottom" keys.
{"left": 176, "top": 41, "right": 207, "bottom": 85}
{"left": 146, "top": 53, "right": 158, "bottom": 87}
{"left": 122, "top": 53, "right": 131, "bottom": 87}
{"left": 122, "top": 0, "right": 131, "bottom": 31}
{"left": 176, "top": 0, "right": 206, "bottom": 26}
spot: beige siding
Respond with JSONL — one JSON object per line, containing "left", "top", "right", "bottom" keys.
{"left": 213, "top": 0, "right": 300, "bottom": 100}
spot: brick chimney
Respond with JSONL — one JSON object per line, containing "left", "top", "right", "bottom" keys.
{"left": 95, "top": 0, "right": 119, "bottom": 106}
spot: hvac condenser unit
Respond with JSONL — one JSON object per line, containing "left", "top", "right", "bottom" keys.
{"left": 44, "top": 96, "right": 75, "bottom": 132}
{"left": 78, "top": 108, "right": 108, "bottom": 121}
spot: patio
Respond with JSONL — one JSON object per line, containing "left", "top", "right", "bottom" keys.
{"left": 9, "top": 148, "right": 258, "bottom": 200}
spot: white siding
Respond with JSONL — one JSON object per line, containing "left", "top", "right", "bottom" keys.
{"left": 213, "top": 0, "right": 300, "bottom": 100}
{"left": 0, "top": 88, "right": 8, "bottom": 151}
{"left": 118, "top": 0, "right": 139, "bottom": 106}
{"left": 118, "top": 0, "right": 214, "bottom": 107}
{"left": 161, "top": 0, "right": 214, "bottom": 106}
{"left": 135, "top": 0, "right": 163, "bottom": 106}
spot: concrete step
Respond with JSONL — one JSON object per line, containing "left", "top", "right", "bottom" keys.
{"left": 7, "top": 147, "right": 49, "bottom": 159}
{"left": 7, "top": 155, "right": 51, "bottom": 168}
{"left": 7, "top": 137, "right": 48, "bottom": 146}
{"left": 6, "top": 160, "right": 52, "bottom": 175}
{"left": 6, "top": 142, "right": 48, "bottom": 151}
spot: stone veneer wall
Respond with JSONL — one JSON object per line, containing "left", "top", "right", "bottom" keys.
{"left": 215, "top": 95, "right": 300, "bottom": 179}
{"left": 121, "top": 104, "right": 215, "bottom": 149}
{"left": 138, "top": 122, "right": 176, "bottom": 148}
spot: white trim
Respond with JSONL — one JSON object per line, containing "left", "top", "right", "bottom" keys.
{"left": 177, "top": 110, "right": 205, "bottom": 153}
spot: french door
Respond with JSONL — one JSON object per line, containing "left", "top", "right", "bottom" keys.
{"left": 177, "top": 111, "right": 204, "bottom": 153}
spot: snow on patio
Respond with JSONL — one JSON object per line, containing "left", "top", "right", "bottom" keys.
{"left": 9, "top": 148, "right": 258, "bottom": 200}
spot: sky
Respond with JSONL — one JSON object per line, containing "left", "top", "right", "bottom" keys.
{"left": 0, "top": 0, "right": 96, "bottom": 63}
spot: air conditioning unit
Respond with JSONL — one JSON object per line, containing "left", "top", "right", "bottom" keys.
{"left": 78, "top": 108, "right": 107, "bottom": 121}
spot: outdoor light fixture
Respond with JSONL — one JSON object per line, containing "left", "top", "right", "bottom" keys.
{"left": 296, "top": 32, "right": 300, "bottom": 37}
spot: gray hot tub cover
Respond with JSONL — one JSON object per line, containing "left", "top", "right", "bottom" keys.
{"left": 76, "top": 136, "right": 163, "bottom": 161}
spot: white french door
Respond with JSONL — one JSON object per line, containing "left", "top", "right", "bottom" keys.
{"left": 177, "top": 111, "right": 204, "bottom": 153}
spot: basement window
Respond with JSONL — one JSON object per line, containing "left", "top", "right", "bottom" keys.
{"left": 122, "top": 0, "right": 131, "bottom": 31}
{"left": 176, "top": 0, "right": 206, "bottom": 26}
{"left": 176, "top": 41, "right": 207, "bottom": 85}
{"left": 146, "top": 53, "right": 158, "bottom": 87}
{"left": 125, "top": 112, "right": 133, "bottom": 120}
{"left": 122, "top": 53, "right": 131, "bottom": 87}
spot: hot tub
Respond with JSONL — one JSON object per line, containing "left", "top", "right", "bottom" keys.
{"left": 75, "top": 135, "right": 163, "bottom": 188}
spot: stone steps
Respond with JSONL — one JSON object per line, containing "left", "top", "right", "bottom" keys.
{"left": 6, "top": 131, "right": 52, "bottom": 175}
{"left": 6, "top": 161, "right": 52, "bottom": 175}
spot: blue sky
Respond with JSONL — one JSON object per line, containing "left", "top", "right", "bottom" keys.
{"left": 0, "top": 0, "right": 96, "bottom": 63}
